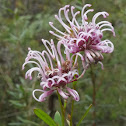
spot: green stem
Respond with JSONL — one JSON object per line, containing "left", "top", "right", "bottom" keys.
{"left": 57, "top": 90, "right": 65, "bottom": 126}
{"left": 77, "top": 104, "right": 92, "bottom": 126}
{"left": 64, "top": 99, "right": 67, "bottom": 109}
{"left": 64, "top": 99, "right": 67, "bottom": 115}
{"left": 70, "top": 81, "right": 76, "bottom": 126}
{"left": 70, "top": 99, "right": 74, "bottom": 126}
{"left": 90, "top": 66, "right": 96, "bottom": 126}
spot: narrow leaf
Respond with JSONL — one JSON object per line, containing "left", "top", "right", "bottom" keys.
{"left": 34, "top": 108, "right": 57, "bottom": 126}
{"left": 77, "top": 104, "right": 92, "bottom": 126}
{"left": 54, "top": 111, "right": 62, "bottom": 126}
{"left": 66, "top": 119, "right": 70, "bottom": 126}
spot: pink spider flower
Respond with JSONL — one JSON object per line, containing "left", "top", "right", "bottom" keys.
{"left": 49, "top": 4, "right": 115, "bottom": 67}
{"left": 22, "top": 39, "right": 86, "bottom": 102}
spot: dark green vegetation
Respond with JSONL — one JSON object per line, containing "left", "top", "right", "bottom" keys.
{"left": 0, "top": 0, "right": 126, "bottom": 126}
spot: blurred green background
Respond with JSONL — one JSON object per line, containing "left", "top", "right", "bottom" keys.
{"left": 0, "top": 0, "right": 126, "bottom": 126}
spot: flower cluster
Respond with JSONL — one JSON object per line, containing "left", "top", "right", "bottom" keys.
{"left": 23, "top": 4, "right": 115, "bottom": 102}
{"left": 49, "top": 4, "right": 115, "bottom": 66}
{"left": 22, "top": 39, "right": 86, "bottom": 102}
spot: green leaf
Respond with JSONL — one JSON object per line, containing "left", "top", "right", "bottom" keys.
{"left": 34, "top": 108, "right": 57, "bottom": 126}
{"left": 85, "top": 95, "right": 92, "bottom": 102}
{"left": 9, "top": 100, "right": 26, "bottom": 108}
{"left": 54, "top": 111, "right": 62, "bottom": 126}
{"left": 8, "top": 122, "right": 22, "bottom": 126}
{"left": 76, "top": 104, "right": 92, "bottom": 126}
{"left": 17, "top": 117, "right": 39, "bottom": 126}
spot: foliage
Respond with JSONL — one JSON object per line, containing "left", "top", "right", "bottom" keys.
{"left": 0, "top": 0, "right": 126, "bottom": 126}
{"left": 34, "top": 108, "right": 57, "bottom": 126}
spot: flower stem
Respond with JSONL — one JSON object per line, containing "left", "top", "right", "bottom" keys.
{"left": 70, "top": 81, "right": 76, "bottom": 126}
{"left": 90, "top": 65, "right": 96, "bottom": 126}
{"left": 57, "top": 90, "right": 65, "bottom": 126}
{"left": 77, "top": 104, "right": 92, "bottom": 126}
{"left": 70, "top": 99, "right": 74, "bottom": 126}
{"left": 64, "top": 99, "right": 67, "bottom": 115}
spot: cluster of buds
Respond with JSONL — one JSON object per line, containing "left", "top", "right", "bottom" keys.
{"left": 23, "top": 4, "right": 115, "bottom": 102}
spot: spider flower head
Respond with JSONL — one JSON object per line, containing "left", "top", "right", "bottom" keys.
{"left": 49, "top": 4, "right": 115, "bottom": 66}
{"left": 22, "top": 39, "right": 86, "bottom": 102}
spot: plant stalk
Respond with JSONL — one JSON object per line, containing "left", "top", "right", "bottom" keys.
{"left": 90, "top": 66, "right": 96, "bottom": 126}
{"left": 70, "top": 99, "right": 74, "bottom": 126}
{"left": 57, "top": 90, "right": 65, "bottom": 126}
{"left": 70, "top": 81, "right": 76, "bottom": 126}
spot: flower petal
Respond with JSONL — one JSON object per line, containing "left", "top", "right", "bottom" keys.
{"left": 57, "top": 88, "right": 68, "bottom": 99}
{"left": 66, "top": 87, "right": 80, "bottom": 101}
{"left": 90, "top": 40, "right": 114, "bottom": 53}
{"left": 39, "top": 90, "right": 54, "bottom": 102}
{"left": 32, "top": 89, "right": 54, "bottom": 102}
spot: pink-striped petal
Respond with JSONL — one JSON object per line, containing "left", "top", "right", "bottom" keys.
{"left": 32, "top": 89, "right": 54, "bottom": 102}
{"left": 57, "top": 88, "right": 68, "bottom": 99}
{"left": 66, "top": 87, "right": 80, "bottom": 101}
